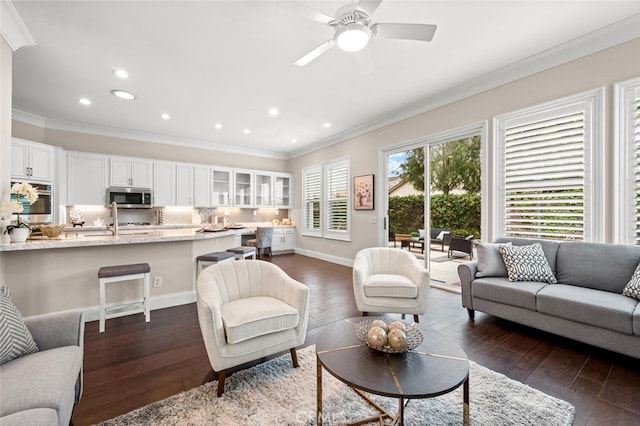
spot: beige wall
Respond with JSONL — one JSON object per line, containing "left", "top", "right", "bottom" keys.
{"left": 289, "top": 38, "right": 640, "bottom": 261}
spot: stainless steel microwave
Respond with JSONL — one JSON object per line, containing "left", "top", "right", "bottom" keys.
{"left": 106, "top": 187, "right": 153, "bottom": 208}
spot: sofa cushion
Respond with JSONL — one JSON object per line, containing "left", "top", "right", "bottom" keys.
{"left": 495, "top": 237, "right": 561, "bottom": 275}
{"left": 476, "top": 242, "right": 511, "bottom": 278}
{"left": 633, "top": 303, "right": 640, "bottom": 336}
{"left": 221, "top": 296, "right": 299, "bottom": 344}
{"left": 0, "top": 408, "right": 58, "bottom": 426}
{"left": 364, "top": 274, "right": 418, "bottom": 298}
{"left": 0, "top": 346, "right": 82, "bottom": 421}
{"left": 537, "top": 284, "right": 637, "bottom": 335}
{"left": 0, "top": 286, "right": 38, "bottom": 365}
{"left": 623, "top": 261, "right": 640, "bottom": 300}
{"left": 471, "top": 277, "right": 547, "bottom": 310}
{"left": 556, "top": 242, "right": 640, "bottom": 293}
{"left": 499, "top": 243, "right": 557, "bottom": 283}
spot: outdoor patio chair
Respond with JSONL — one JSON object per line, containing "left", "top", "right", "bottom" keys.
{"left": 430, "top": 228, "right": 451, "bottom": 251}
{"left": 448, "top": 235, "right": 475, "bottom": 260}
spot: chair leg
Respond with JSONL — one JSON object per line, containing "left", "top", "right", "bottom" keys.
{"left": 290, "top": 348, "right": 299, "bottom": 368}
{"left": 216, "top": 371, "right": 226, "bottom": 397}
{"left": 413, "top": 314, "right": 419, "bottom": 323}
{"left": 362, "top": 311, "right": 368, "bottom": 317}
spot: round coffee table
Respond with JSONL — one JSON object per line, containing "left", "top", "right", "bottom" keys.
{"left": 316, "top": 317, "right": 469, "bottom": 425}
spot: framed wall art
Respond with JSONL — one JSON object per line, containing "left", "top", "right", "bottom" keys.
{"left": 354, "top": 174, "right": 374, "bottom": 210}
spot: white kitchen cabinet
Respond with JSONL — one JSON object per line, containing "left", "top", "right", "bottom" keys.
{"left": 254, "top": 172, "right": 273, "bottom": 207}
{"left": 67, "top": 152, "right": 108, "bottom": 205}
{"left": 274, "top": 173, "right": 292, "bottom": 208}
{"left": 11, "top": 138, "right": 54, "bottom": 182}
{"left": 110, "top": 157, "right": 152, "bottom": 188}
{"left": 153, "top": 161, "right": 175, "bottom": 206}
{"left": 193, "top": 165, "right": 211, "bottom": 207}
{"left": 272, "top": 227, "right": 295, "bottom": 254}
{"left": 234, "top": 170, "right": 253, "bottom": 207}
{"left": 175, "top": 163, "right": 194, "bottom": 206}
{"left": 211, "top": 168, "right": 233, "bottom": 207}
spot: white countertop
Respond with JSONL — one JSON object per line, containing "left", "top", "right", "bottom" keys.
{"left": 0, "top": 228, "right": 236, "bottom": 252}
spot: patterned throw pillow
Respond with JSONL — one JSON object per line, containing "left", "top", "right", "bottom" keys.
{"left": 0, "top": 286, "right": 38, "bottom": 365}
{"left": 498, "top": 243, "right": 557, "bottom": 283}
{"left": 622, "top": 262, "right": 640, "bottom": 300}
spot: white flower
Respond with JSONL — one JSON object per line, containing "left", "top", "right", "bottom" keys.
{"left": 0, "top": 200, "right": 23, "bottom": 219}
{"left": 11, "top": 182, "right": 39, "bottom": 204}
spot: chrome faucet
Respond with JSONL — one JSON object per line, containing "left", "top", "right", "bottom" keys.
{"left": 109, "top": 201, "right": 119, "bottom": 236}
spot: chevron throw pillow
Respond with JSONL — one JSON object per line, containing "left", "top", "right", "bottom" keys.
{"left": 0, "top": 286, "right": 38, "bottom": 365}
{"left": 498, "top": 243, "right": 557, "bottom": 284}
{"left": 622, "top": 262, "right": 640, "bottom": 300}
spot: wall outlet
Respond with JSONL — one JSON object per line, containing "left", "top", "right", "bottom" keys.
{"left": 153, "top": 276, "right": 162, "bottom": 287}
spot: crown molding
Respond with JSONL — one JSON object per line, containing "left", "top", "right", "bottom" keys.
{"left": 1, "top": 0, "right": 35, "bottom": 51}
{"left": 290, "top": 13, "right": 640, "bottom": 159}
{"left": 12, "top": 108, "right": 45, "bottom": 127}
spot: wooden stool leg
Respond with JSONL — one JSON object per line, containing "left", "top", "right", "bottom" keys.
{"left": 413, "top": 314, "right": 420, "bottom": 323}
{"left": 290, "top": 348, "right": 299, "bottom": 368}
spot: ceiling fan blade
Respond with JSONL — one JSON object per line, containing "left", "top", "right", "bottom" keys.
{"left": 356, "top": 0, "right": 383, "bottom": 16}
{"left": 353, "top": 48, "right": 375, "bottom": 76}
{"left": 293, "top": 40, "right": 335, "bottom": 67}
{"left": 291, "top": 1, "right": 334, "bottom": 24}
{"left": 375, "top": 23, "right": 437, "bottom": 42}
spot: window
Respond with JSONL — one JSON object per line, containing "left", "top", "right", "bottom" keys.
{"left": 615, "top": 77, "right": 640, "bottom": 245}
{"left": 302, "top": 165, "right": 321, "bottom": 237}
{"left": 495, "top": 89, "right": 603, "bottom": 241}
{"left": 301, "top": 158, "right": 351, "bottom": 241}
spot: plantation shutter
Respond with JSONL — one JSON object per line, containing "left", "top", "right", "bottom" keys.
{"left": 503, "top": 109, "right": 586, "bottom": 240}
{"left": 325, "top": 160, "right": 349, "bottom": 239}
{"left": 302, "top": 166, "right": 321, "bottom": 236}
{"left": 634, "top": 93, "right": 640, "bottom": 245}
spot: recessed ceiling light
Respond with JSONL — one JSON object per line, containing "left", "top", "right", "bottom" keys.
{"left": 110, "top": 89, "right": 136, "bottom": 100}
{"left": 323, "top": 122, "right": 331, "bottom": 128}
{"left": 161, "top": 113, "right": 170, "bottom": 120}
{"left": 291, "top": 138, "right": 297, "bottom": 144}
{"left": 243, "top": 129, "right": 251, "bottom": 135}
{"left": 78, "top": 97, "right": 91, "bottom": 106}
{"left": 214, "top": 123, "right": 223, "bottom": 129}
{"left": 114, "top": 69, "right": 129, "bottom": 79}
{"left": 268, "top": 108, "right": 279, "bottom": 116}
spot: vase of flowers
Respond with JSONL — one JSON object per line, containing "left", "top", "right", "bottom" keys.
{"left": 2, "top": 182, "right": 39, "bottom": 243}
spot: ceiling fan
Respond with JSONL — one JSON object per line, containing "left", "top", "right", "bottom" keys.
{"left": 293, "top": 0, "right": 437, "bottom": 67}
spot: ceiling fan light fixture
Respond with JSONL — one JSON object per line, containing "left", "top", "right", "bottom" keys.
{"left": 335, "top": 23, "right": 370, "bottom": 52}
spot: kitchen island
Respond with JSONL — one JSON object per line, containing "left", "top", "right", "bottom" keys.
{"left": 0, "top": 227, "right": 236, "bottom": 318}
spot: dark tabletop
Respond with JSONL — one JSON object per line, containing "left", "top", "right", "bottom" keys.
{"left": 316, "top": 317, "right": 469, "bottom": 399}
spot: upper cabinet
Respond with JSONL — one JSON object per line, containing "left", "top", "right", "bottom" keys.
{"left": 274, "top": 173, "right": 292, "bottom": 208}
{"left": 193, "top": 165, "right": 211, "bottom": 207}
{"left": 175, "top": 163, "right": 194, "bottom": 206}
{"left": 254, "top": 172, "right": 273, "bottom": 207}
{"left": 67, "top": 152, "right": 108, "bottom": 205}
{"left": 11, "top": 138, "right": 54, "bottom": 182}
{"left": 234, "top": 170, "right": 253, "bottom": 207}
{"left": 211, "top": 168, "right": 233, "bottom": 207}
{"left": 110, "top": 157, "right": 152, "bottom": 188}
{"left": 153, "top": 161, "right": 176, "bottom": 206}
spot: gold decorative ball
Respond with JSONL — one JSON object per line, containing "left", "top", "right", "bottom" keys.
{"left": 388, "top": 321, "right": 407, "bottom": 333}
{"left": 367, "top": 326, "right": 388, "bottom": 348}
{"left": 388, "top": 329, "right": 407, "bottom": 350}
{"left": 370, "top": 319, "right": 388, "bottom": 333}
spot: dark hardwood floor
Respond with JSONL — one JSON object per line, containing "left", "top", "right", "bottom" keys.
{"left": 73, "top": 254, "right": 640, "bottom": 425}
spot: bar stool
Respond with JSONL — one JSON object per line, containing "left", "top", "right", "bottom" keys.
{"left": 226, "top": 246, "right": 257, "bottom": 260}
{"left": 196, "top": 251, "right": 235, "bottom": 276}
{"left": 98, "top": 263, "right": 151, "bottom": 333}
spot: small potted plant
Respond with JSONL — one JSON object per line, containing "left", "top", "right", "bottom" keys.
{"left": 2, "top": 182, "right": 39, "bottom": 243}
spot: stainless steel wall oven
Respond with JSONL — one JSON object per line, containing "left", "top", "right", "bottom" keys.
{"left": 10, "top": 181, "right": 53, "bottom": 225}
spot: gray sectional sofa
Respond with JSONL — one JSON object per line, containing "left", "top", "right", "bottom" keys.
{"left": 0, "top": 310, "right": 84, "bottom": 426}
{"left": 458, "top": 237, "right": 640, "bottom": 359}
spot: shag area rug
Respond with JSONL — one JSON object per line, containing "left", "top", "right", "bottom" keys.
{"left": 97, "top": 345, "right": 574, "bottom": 426}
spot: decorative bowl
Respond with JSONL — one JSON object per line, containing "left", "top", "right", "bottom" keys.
{"left": 38, "top": 224, "right": 66, "bottom": 238}
{"left": 355, "top": 319, "right": 424, "bottom": 353}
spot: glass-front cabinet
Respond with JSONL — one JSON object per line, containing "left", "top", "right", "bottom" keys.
{"left": 234, "top": 170, "right": 253, "bottom": 207}
{"left": 254, "top": 172, "right": 273, "bottom": 207}
{"left": 212, "top": 168, "right": 233, "bottom": 207}
{"left": 274, "top": 173, "right": 291, "bottom": 208}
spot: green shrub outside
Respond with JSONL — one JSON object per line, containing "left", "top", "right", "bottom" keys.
{"left": 389, "top": 193, "right": 480, "bottom": 238}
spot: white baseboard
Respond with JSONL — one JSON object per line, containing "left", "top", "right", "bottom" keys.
{"left": 293, "top": 248, "right": 353, "bottom": 267}
{"left": 81, "top": 290, "right": 196, "bottom": 323}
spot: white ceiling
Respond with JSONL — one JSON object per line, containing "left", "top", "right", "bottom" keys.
{"left": 10, "top": 1, "right": 640, "bottom": 159}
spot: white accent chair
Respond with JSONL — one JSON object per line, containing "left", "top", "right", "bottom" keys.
{"left": 352, "top": 247, "right": 430, "bottom": 323}
{"left": 196, "top": 260, "right": 310, "bottom": 396}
